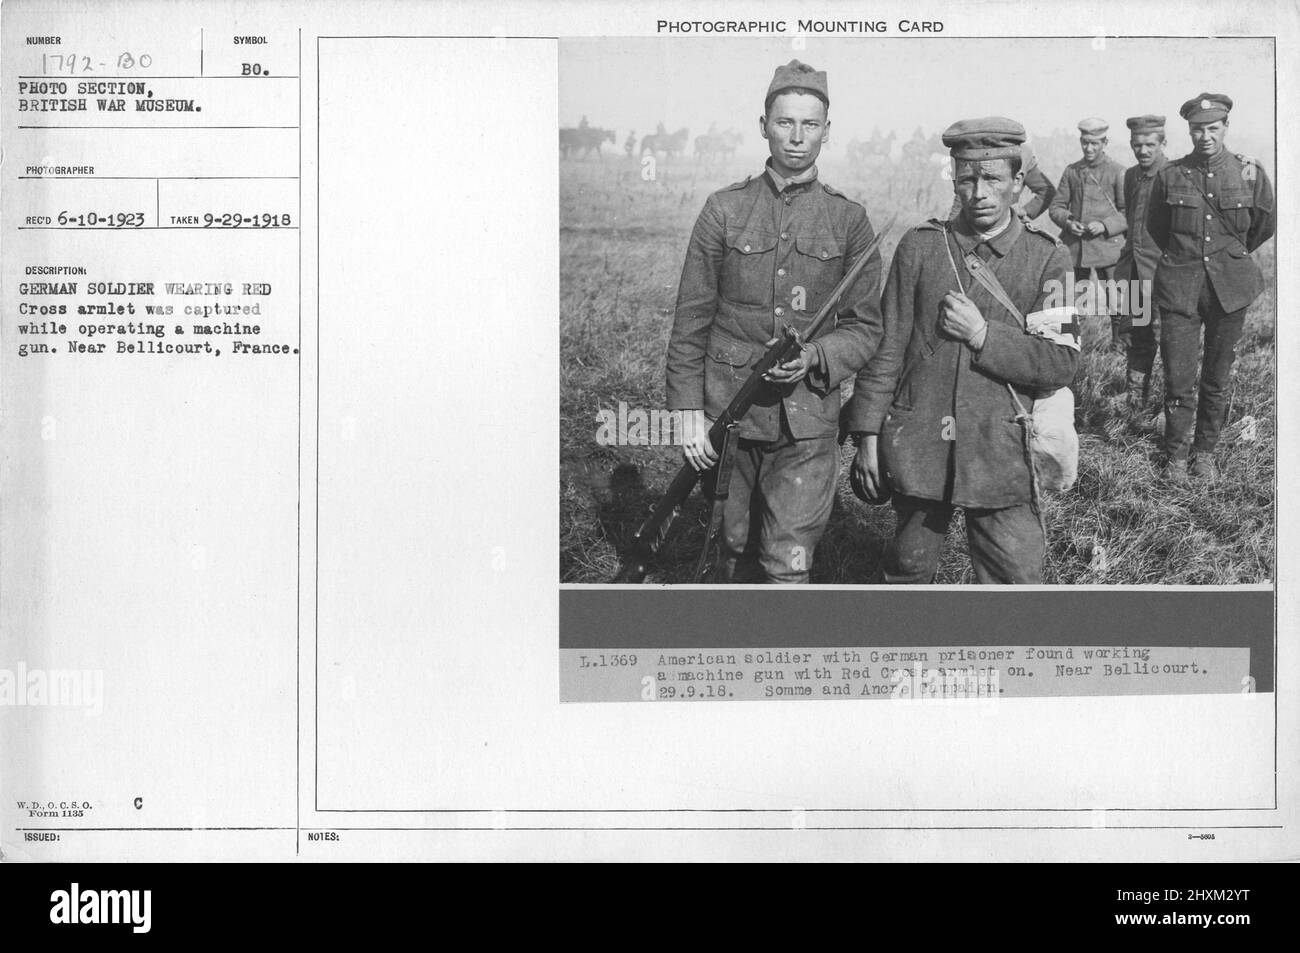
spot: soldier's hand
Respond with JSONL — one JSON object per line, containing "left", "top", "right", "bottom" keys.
{"left": 1068, "top": 220, "right": 1086, "bottom": 237}
{"left": 939, "top": 292, "right": 987, "bottom": 343}
{"left": 681, "top": 409, "right": 719, "bottom": 472}
{"left": 1086, "top": 221, "right": 1105, "bottom": 238}
{"left": 763, "top": 339, "right": 818, "bottom": 385}
{"left": 850, "top": 435, "right": 886, "bottom": 503}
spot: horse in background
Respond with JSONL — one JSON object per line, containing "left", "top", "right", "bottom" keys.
{"left": 559, "top": 126, "right": 616, "bottom": 159}
{"left": 640, "top": 128, "right": 690, "bottom": 159}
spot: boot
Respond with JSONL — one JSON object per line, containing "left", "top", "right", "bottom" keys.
{"left": 1162, "top": 457, "right": 1189, "bottom": 484}
{"left": 1190, "top": 454, "right": 1219, "bottom": 482}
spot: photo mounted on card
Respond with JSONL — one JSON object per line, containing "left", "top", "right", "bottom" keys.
{"left": 557, "top": 35, "right": 1275, "bottom": 704}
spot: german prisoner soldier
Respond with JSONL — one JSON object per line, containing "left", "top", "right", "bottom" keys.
{"left": 1115, "top": 114, "right": 1169, "bottom": 410}
{"left": 948, "top": 141, "right": 1055, "bottom": 222}
{"left": 1049, "top": 117, "right": 1128, "bottom": 345}
{"left": 1147, "top": 93, "right": 1275, "bottom": 482}
{"left": 665, "top": 60, "right": 884, "bottom": 583}
{"left": 847, "top": 118, "right": 1079, "bottom": 584}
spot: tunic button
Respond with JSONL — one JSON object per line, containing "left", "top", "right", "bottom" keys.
{"left": 1205, "top": 235, "right": 1211, "bottom": 242}
{"left": 743, "top": 244, "right": 751, "bottom": 252}
{"left": 1206, "top": 214, "right": 1212, "bottom": 220}
{"left": 1203, "top": 256, "right": 1209, "bottom": 262}
{"left": 820, "top": 250, "right": 828, "bottom": 259}
{"left": 780, "top": 232, "right": 790, "bottom": 240}
{"left": 777, "top": 268, "right": 786, "bottom": 277}
{"left": 1208, "top": 172, "right": 1214, "bottom": 177}
{"left": 1207, "top": 192, "right": 1214, "bottom": 198}
{"left": 774, "top": 307, "right": 785, "bottom": 316}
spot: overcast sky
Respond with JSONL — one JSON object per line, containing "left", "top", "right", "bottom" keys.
{"left": 560, "top": 36, "right": 1275, "bottom": 165}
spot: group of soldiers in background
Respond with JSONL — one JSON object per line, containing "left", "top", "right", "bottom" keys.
{"left": 662, "top": 59, "right": 1275, "bottom": 585}
{"left": 1042, "top": 104, "right": 1275, "bottom": 481}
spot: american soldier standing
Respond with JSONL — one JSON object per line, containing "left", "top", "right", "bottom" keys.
{"left": 1147, "top": 93, "right": 1275, "bottom": 481}
{"left": 665, "top": 60, "right": 884, "bottom": 583}
{"left": 1049, "top": 118, "right": 1128, "bottom": 345}
{"left": 1115, "top": 115, "right": 1169, "bottom": 409}
{"left": 847, "top": 118, "right": 1079, "bottom": 584}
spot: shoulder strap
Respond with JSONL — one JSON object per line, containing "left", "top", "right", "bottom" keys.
{"left": 961, "top": 250, "right": 1025, "bottom": 327}
{"left": 939, "top": 225, "right": 1034, "bottom": 419}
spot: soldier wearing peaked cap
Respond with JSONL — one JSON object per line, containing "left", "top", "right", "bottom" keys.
{"left": 665, "top": 59, "right": 885, "bottom": 583}
{"left": 1049, "top": 117, "right": 1129, "bottom": 346}
{"left": 846, "top": 118, "right": 1079, "bottom": 584}
{"left": 1115, "top": 114, "right": 1170, "bottom": 409}
{"left": 1147, "top": 93, "right": 1275, "bottom": 482}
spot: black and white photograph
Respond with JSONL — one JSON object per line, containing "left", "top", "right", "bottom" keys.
{"left": 2, "top": 0, "right": 1296, "bottom": 871}
{"left": 559, "top": 36, "right": 1276, "bottom": 586}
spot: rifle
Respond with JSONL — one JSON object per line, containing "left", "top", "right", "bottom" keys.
{"left": 612, "top": 214, "right": 896, "bottom": 583}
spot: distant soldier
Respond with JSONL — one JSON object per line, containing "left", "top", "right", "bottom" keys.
{"left": 1049, "top": 118, "right": 1127, "bottom": 344}
{"left": 1148, "top": 93, "right": 1275, "bottom": 481}
{"left": 578, "top": 115, "right": 589, "bottom": 130}
{"left": 847, "top": 118, "right": 1079, "bottom": 584}
{"left": 625, "top": 130, "right": 636, "bottom": 157}
{"left": 666, "top": 60, "right": 885, "bottom": 583}
{"left": 1115, "top": 115, "right": 1169, "bottom": 409}
{"left": 948, "top": 140, "right": 1055, "bottom": 222}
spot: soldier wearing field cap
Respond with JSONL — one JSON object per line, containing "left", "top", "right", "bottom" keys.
{"left": 947, "top": 139, "right": 1056, "bottom": 222}
{"left": 666, "top": 59, "right": 884, "bottom": 583}
{"left": 846, "top": 117, "right": 1078, "bottom": 584}
{"left": 1147, "top": 93, "right": 1275, "bottom": 482}
{"left": 1115, "top": 114, "right": 1170, "bottom": 409}
{"left": 1049, "top": 117, "right": 1128, "bottom": 345}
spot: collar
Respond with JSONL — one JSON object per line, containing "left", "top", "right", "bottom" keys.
{"left": 1196, "top": 146, "right": 1230, "bottom": 170}
{"left": 765, "top": 160, "right": 820, "bottom": 193}
{"left": 951, "top": 211, "right": 1022, "bottom": 259}
{"left": 1138, "top": 154, "right": 1169, "bottom": 178}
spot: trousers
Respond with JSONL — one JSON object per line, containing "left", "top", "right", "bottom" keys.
{"left": 1125, "top": 304, "right": 1160, "bottom": 376}
{"left": 1074, "top": 265, "right": 1126, "bottom": 344}
{"left": 880, "top": 494, "right": 1045, "bottom": 585}
{"left": 713, "top": 417, "right": 838, "bottom": 584}
{"left": 1160, "top": 279, "right": 1247, "bottom": 459}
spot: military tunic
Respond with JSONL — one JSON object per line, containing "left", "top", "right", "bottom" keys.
{"left": 1117, "top": 154, "right": 1169, "bottom": 283}
{"left": 1048, "top": 156, "right": 1128, "bottom": 268}
{"left": 846, "top": 215, "right": 1077, "bottom": 510}
{"left": 667, "top": 168, "right": 883, "bottom": 440}
{"left": 1146, "top": 149, "right": 1275, "bottom": 458}
{"left": 1115, "top": 154, "right": 1169, "bottom": 375}
{"left": 1147, "top": 150, "right": 1275, "bottom": 314}
{"left": 667, "top": 164, "right": 883, "bottom": 582}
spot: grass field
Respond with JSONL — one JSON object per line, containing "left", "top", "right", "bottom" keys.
{"left": 559, "top": 154, "right": 1276, "bottom": 584}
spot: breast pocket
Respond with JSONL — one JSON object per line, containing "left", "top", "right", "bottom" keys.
{"left": 1164, "top": 189, "right": 1201, "bottom": 234}
{"left": 719, "top": 227, "right": 777, "bottom": 306}
{"left": 1218, "top": 188, "right": 1254, "bottom": 235}
{"left": 791, "top": 233, "right": 844, "bottom": 316}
